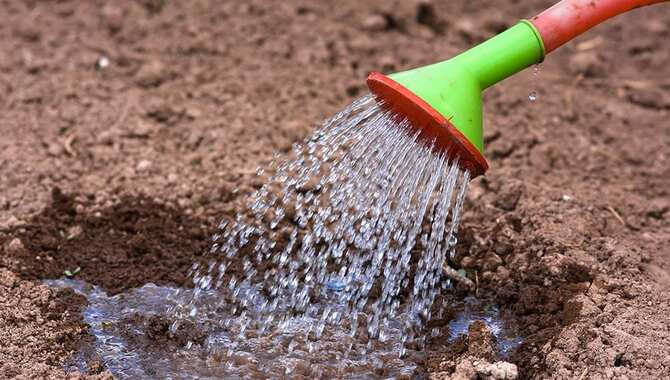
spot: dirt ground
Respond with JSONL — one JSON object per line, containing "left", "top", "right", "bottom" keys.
{"left": 1, "top": 0, "right": 669, "bottom": 378}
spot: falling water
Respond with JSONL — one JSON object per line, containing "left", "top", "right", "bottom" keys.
{"left": 159, "top": 94, "right": 471, "bottom": 375}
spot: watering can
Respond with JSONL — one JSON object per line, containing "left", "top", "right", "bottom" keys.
{"left": 368, "top": 0, "right": 668, "bottom": 177}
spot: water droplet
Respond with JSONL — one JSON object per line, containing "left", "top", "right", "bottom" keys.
{"left": 326, "top": 279, "right": 346, "bottom": 291}
{"left": 96, "top": 55, "right": 110, "bottom": 70}
{"left": 532, "top": 64, "right": 540, "bottom": 76}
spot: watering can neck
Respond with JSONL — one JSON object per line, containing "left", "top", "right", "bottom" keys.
{"left": 433, "top": 0, "right": 669, "bottom": 90}
{"left": 448, "top": 21, "right": 545, "bottom": 91}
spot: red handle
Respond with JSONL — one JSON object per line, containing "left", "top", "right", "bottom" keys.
{"left": 531, "top": 0, "right": 668, "bottom": 53}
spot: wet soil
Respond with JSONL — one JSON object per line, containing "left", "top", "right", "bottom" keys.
{"left": 1, "top": 0, "right": 669, "bottom": 378}
{"left": 5, "top": 187, "right": 210, "bottom": 295}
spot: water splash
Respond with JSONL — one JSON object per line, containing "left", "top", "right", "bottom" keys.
{"left": 447, "top": 297, "right": 523, "bottom": 358}
{"left": 47, "top": 279, "right": 424, "bottom": 378}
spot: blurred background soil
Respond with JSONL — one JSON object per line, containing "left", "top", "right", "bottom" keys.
{"left": 0, "top": 0, "right": 669, "bottom": 378}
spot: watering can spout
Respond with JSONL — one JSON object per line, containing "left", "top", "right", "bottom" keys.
{"left": 367, "top": 21, "right": 544, "bottom": 177}
{"left": 368, "top": 0, "right": 669, "bottom": 178}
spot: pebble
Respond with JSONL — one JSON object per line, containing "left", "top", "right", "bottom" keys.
{"left": 127, "top": 120, "right": 153, "bottom": 138}
{"left": 67, "top": 225, "right": 83, "bottom": 240}
{"left": 97, "top": 130, "right": 116, "bottom": 145}
{"left": 362, "top": 14, "right": 389, "bottom": 31}
{"left": 136, "top": 60, "right": 170, "bottom": 88}
{"left": 6, "top": 238, "right": 25, "bottom": 255}
{"left": 497, "top": 266, "right": 510, "bottom": 281}
{"left": 1, "top": 216, "right": 25, "bottom": 230}
{"left": 101, "top": 3, "right": 124, "bottom": 32}
{"left": 185, "top": 106, "right": 203, "bottom": 119}
{"left": 136, "top": 160, "right": 152, "bottom": 172}
{"left": 646, "top": 19, "right": 667, "bottom": 34}
{"left": 569, "top": 51, "right": 604, "bottom": 77}
{"left": 485, "top": 361, "right": 518, "bottom": 380}
{"left": 460, "top": 256, "right": 475, "bottom": 269}
{"left": 167, "top": 173, "right": 179, "bottom": 184}
{"left": 482, "top": 252, "right": 503, "bottom": 271}
{"left": 626, "top": 87, "right": 669, "bottom": 110}
{"left": 47, "top": 142, "right": 65, "bottom": 157}
{"left": 454, "top": 19, "right": 479, "bottom": 41}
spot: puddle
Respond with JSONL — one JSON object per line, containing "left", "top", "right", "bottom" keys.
{"left": 47, "top": 279, "right": 423, "bottom": 379}
{"left": 446, "top": 297, "right": 523, "bottom": 357}
{"left": 47, "top": 280, "right": 523, "bottom": 378}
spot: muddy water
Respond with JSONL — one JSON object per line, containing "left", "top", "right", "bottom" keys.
{"left": 447, "top": 297, "right": 523, "bottom": 357}
{"left": 46, "top": 279, "right": 420, "bottom": 378}
{"left": 47, "top": 279, "right": 522, "bottom": 379}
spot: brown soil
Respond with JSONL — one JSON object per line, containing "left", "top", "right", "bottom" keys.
{"left": 1, "top": 0, "right": 669, "bottom": 378}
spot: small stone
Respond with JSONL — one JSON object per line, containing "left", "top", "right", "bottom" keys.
{"left": 626, "top": 87, "right": 670, "bottom": 110}
{"left": 97, "top": 130, "right": 116, "bottom": 145}
{"left": 136, "top": 60, "right": 170, "bottom": 88}
{"left": 136, "top": 160, "right": 152, "bottom": 172}
{"left": 145, "top": 99, "right": 179, "bottom": 124}
{"left": 6, "top": 238, "right": 25, "bottom": 255}
{"left": 379, "top": 55, "right": 396, "bottom": 72}
{"left": 646, "top": 198, "right": 669, "bottom": 220}
{"left": 101, "top": 4, "right": 124, "bottom": 32}
{"left": 66, "top": 225, "right": 83, "bottom": 240}
{"left": 167, "top": 173, "right": 179, "bottom": 184}
{"left": 455, "top": 19, "right": 479, "bottom": 41}
{"left": 127, "top": 120, "right": 153, "bottom": 138}
{"left": 460, "top": 256, "right": 475, "bottom": 269}
{"left": 647, "top": 19, "right": 668, "bottom": 34}
{"left": 185, "top": 106, "right": 203, "bottom": 119}
{"left": 487, "top": 361, "right": 518, "bottom": 380}
{"left": 47, "top": 143, "right": 65, "bottom": 157}
{"left": 1, "top": 215, "right": 25, "bottom": 229}
{"left": 362, "top": 14, "right": 389, "bottom": 31}
{"left": 497, "top": 266, "right": 510, "bottom": 281}
{"left": 482, "top": 252, "right": 503, "bottom": 271}
{"left": 569, "top": 51, "right": 605, "bottom": 77}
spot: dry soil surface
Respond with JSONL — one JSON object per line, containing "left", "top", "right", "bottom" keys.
{"left": 1, "top": 0, "right": 669, "bottom": 379}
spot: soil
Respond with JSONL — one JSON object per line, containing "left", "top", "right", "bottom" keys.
{"left": 1, "top": 0, "right": 669, "bottom": 379}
